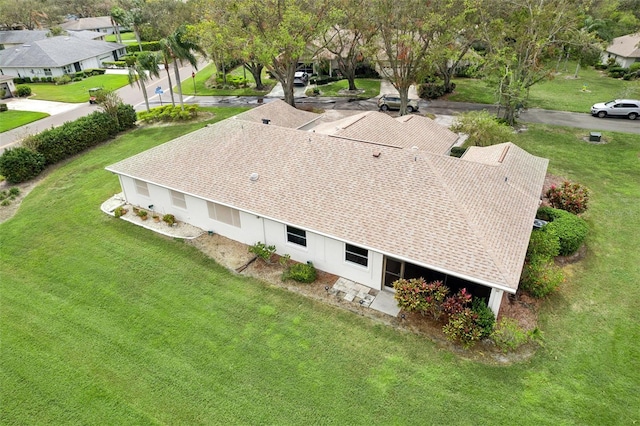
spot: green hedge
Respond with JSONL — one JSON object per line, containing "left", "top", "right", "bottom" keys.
{"left": 0, "top": 147, "right": 46, "bottom": 184}
{"left": 125, "top": 41, "right": 162, "bottom": 53}
{"left": 537, "top": 207, "right": 588, "bottom": 256}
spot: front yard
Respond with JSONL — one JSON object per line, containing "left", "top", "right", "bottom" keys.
{"left": 1, "top": 106, "right": 638, "bottom": 424}
{"left": 28, "top": 74, "right": 131, "bottom": 103}
{"left": 0, "top": 110, "right": 49, "bottom": 132}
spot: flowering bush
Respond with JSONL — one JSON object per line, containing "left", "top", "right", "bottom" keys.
{"left": 545, "top": 181, "right": 590, "bottom": 214}
{"left": 442, "top": 288, "right": 472, "bottom": 318}
{"left": 393, "top": 278, "right": 449, "bottom": 318}
{"left": 442, "top": 308, "right": 483, "bottom": 348}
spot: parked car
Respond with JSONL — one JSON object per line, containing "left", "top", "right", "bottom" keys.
{"left": 377, "top": 95, "right": 419, "bottom": 112}
{"left": 293, "top": 71, "right": 309, "bottom": 86}
{"left": 590, "top": 99, "right": 639, "bottom": 120}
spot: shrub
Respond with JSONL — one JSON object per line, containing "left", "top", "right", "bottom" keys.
{"left": 471, "top": 298, "right": 495, "bottom": 338}
{"left": 608, "top": 66, "right": 628, "bottom": 78}
{"left": 451, "top": 110, "right": 513, "bottom": 146}
{"left": 537, "top": 207, "right": 588, "bottom": 256}
{"left": 393, "top": 278, "right": 449, "bottom": 319}
{"left": 629, "top": 62, "right": 640, "bottom": 73}
{"left": 417, "top": 82, "right": 447, "bottom": 99}
{"left": 162, "top": 213, "right": 176, "bottom": 225}
{"left": 15, "top": 85, "right": 32, "bottom": 97}
{"left": 137, "top": 209, "right": 148, "bottom": 219}
{"left": 594, "top": 63, "right": 608, "bottom": 70}
{"left": 490, "top": 318, "right": 530, "bottom": 352}
{"left": 9, "top": 187, "right": 20, "bottom": 196}
{"left": 442, "top": 288, "right": 472, "bottom": 318}
{"left": 249, "top": 241, "right": 276, "bottom": 263}
{"left": 442, "top": 308, "right": 483, "bottom": 348}
{"left": 521, "top": 256, "right": 564, "bottom": 297}
{"left": 31, "top": 77, "right": 40, "bottom": 83}
{"left": 449, "top": 146, "right": 467, "bottom": 158}
{"left": 546, "top": 180, "right": 590, "bottom": 214}
{"left": 0, "top": 147, "right": 46, "bottom": 184}
{"left": 114, "top": 206, "right": 127, "bottom": 218}
{"left": 54, "top": 74, "right": 72, "bottom": 85}
{"left": 22, "top": 77, "right": 32, "bottom": 83}
{"left": 34, "top": 111, "right": 119, "bottom": 165}
{"left": 0, "top": 104, "right": 7, "bottom": 112}
{"left": 116, "top": 104, "right": 137, "bottom": 130}
{"left": 125, "top": 41, "right": 162, "bottom": 53}
{"left": 283, "top": 262, "right": 317, "bottom": 283}
{"left": 526, "top": 226, "right": 560, "bottom": 259}
{"left": 102, "top": 61, "right": 127, "bottom": 68}
{"left": 137, "top": 105, "right": 198, "bottom": 123}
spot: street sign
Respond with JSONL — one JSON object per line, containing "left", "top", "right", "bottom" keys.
{"left": 155, "top": 86, "right": 164, "bottom": 95}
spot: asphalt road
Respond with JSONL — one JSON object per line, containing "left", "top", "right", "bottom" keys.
{"left": 2, "top": 79, "right": 639, "bottom": 152}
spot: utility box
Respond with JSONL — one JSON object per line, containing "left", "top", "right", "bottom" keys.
{"left": 589, "top": 132, "right": 602, "bottom": 142}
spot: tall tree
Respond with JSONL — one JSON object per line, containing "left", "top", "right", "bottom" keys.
{"left": 164, "top": 24, "right": 204, "bottom": 110}
{"left": 127, "top": 51, "right": 161, "bottom": 112}
{"left": 232, "top": 0, "right": 336, "bottom": 107}
{"left": 320, "top": 0, "right": 375, "bottom": 91}
{"left": 478, "top": 0, "right": 591, "bottom": 125}
{"left": 367, "top": 0, "right": 448, "bottom": 115}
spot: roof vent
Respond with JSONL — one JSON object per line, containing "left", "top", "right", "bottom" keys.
{"left": 373, "top": 151, "right": 381, "bottom": 158}
{"left": 249, "top": 173, "right": 259, "bottom": 182}
{"left": 261, "top": 118, "right": 270, "bottom": 125}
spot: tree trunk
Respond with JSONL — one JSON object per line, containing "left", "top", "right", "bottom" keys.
{"left": 245, "top": 63, "right": 265, "bottom": 90}
{"left": 397, "top": 86, "right": 410, "bottom": 116}
{"left": 141, "top": 80, "right": 150, "bottom": 112}
{"left": 133, "top": 25, "right": 143, "bottom": 52}
{"left": 173, "top": 58, "right": 184, "bottom": 110}
{"left": 283, "top": 78, "right": 295, "bottom": 106}
{"left": 163, "top": 61, "right": 175, "bottom": 106}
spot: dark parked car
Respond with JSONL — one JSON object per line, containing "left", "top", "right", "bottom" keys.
{"left": 590, "top": 99, "right": 639, "bottom": 120}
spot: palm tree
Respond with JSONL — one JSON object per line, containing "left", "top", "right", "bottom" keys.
{"left": 164, "top": 25, "right": 204, "bottom": 110}
{"left": 128, "top": 52, "right": 161, "bottom": 112}
{"left": 158, "top": 39, "right": 177, "bottom": 107}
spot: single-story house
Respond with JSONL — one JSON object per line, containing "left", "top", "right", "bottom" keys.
{"left": 602, "top": 32, "right": 640, "bottom": 68}
{"left": 60, "top": 16, "right": 121, "bottom": 35}
{"left": 106, "top": 101, "right": 548, "bottom": 316}
{"left": 0, "top": 36, "right": 126, "bottom": 78}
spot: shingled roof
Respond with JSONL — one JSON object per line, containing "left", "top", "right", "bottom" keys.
{"left": 0, "top": 36, "right": 124, "bottom": 68}
{"left": 606, "top": 32, "right": 640, "bottom": 58}
{"left": 60, "top": 16, "right": 114, "bottom": 32}
{"left": 107, "top": 104, "right": 548, "bottom": 292}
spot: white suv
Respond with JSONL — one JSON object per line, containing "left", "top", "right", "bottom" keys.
{"left": 591, "top": 99, "right": 640, "bottom": 120}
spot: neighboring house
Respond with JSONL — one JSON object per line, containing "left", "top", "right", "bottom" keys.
{"left": 105, "top": 100, "right": 548, "bottom": 316}
{"left": 0, "top": 30, "right": 49, "bottom": 49}
{"left": 60, "top": 16, "right": 121, "bottom": 35}
{"left": 0, "top": 36, "right": 126, "bottom": 78}
{"left": 0, "top": 75, "right": 16, "bottom": 97}
{"left": 602, "top": 32, "right": 640, "bottom": 68}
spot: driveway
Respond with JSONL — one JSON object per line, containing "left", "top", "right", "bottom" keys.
{"left": 4, "top": 98, "right": 83, "bottom": 115}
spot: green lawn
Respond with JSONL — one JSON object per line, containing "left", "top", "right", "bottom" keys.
{"left": 0, "top": 110, "right": 49, "bottom": 133}
{"left": 1, "top": 114, "right": 638, "bottom": 423}
{"left": 29, "top": 75, "right": 131, "bottom": 103}
{"left": 105, "top": 32, "right": 138, "bottom": 44}
{"left": 448, "top": 63, "right": 640, "bottom": 112}
{"left": 311, "top": 78, "right": 381, "bottom": 98}
{"left": 180, "top": 63, "right": 276, "bottom": 96}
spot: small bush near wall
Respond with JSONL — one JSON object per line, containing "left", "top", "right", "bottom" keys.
{"left": 15, "top": 85, "right": 32, "bottom": 97}
{"left": 450, "top": 146, "right": 467, "bottom": 158}
{"left": 282, "top": 262, "right": 317, "bottom": 283}
{"left": 442, "top": 308, "right": 483, "bottom": 348}
{"left": 54, "top": 75, "right": 72, "bottom": 85}
{"left": 537, "top": 207, "right": 588, "bottom": 256}
{"left": 393, "top": 278, "right": 449, "bottom": 319}
{"left": 527, "top": 227, "right": 560, "bottom": 259}
{"left": 490, "top": 318, "right": 531, "bottom": 352}
{"left": 471, "top": 298, "right": 495, "bottom": 338}
{"left": 137, "top": 105, "right": 199, "bottom": 123}
{"left": 521, "top": 256, "right": 564, "bottom": 297}
{"left": 0, "top": 104, "right": 7, "bottom": 112}
{"left": 0, "top": 147, "right": 46, "bottom": 184}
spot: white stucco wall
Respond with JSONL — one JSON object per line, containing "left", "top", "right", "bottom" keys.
{"left": 117, "top": 177, "right": 386, "bottom": 290}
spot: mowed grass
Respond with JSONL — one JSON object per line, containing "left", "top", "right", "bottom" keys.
{"left": 29, "top": 75, "right": 131, "bottom": 103}
{"left": 313, "top": 78, "right": 381, "bottom": 98}
{"left": 181, "top": 63, "right": 275, "bottom": 96}
{"left": 1, "top": 113, "right": 639, "bottom": 423}
{"left": 449, "top": 63, "right": 640, "bottom": 112}
{"left": 0, "top": 110, "right": 49, "bottom": 133}
{"left": 104, "top": 32, "right": 137, "bottom": 44}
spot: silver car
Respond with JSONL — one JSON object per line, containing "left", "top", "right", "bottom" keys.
{"left": 590, "top": 99, "right": 640, "bottom": 120}
{"left": 377, "top": 95, "right": 419, "bottom": 112}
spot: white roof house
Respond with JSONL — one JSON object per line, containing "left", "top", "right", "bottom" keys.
{"left": 0, "top": 36, "right": 125, "bottom": 78}
{"left": 106, "top": 101, "right": 548, "bottom": 316}
{"left": 60, "top": 16, "right": 120, "bottom": 34}
{"left": 603, "top": 32, "right": 640, "bottom": 68}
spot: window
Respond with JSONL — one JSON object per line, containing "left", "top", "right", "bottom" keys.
{"left": 43, "top": 68, "right": 52, "bottom": 76}
{"left": 170, "top": 190, "right": 186, "bottom": 209}
{"left": 286, "top": 226, "right": 306, "bottom": 247}
{"left": 344, "top": 244, "right": 369, "bottom": 266}
{"left": 134, "top": 179, "right": 149, "bottom": 197}
{"left": 207, "top": 201, "right": 241, "bottom": 227}
{"left": 345, "top": 244, "right": 368, "bottom": 267}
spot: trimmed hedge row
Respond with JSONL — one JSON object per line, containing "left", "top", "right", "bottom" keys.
{"left": 0, "top": 105, "right": 136, "bottom": 183}
{"left": 125, "top": 41, "right": 162, "bottom": 53}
